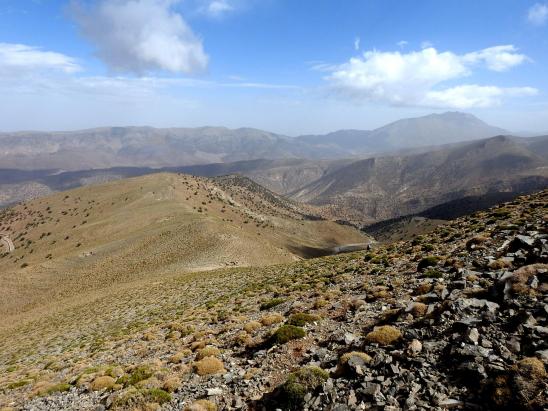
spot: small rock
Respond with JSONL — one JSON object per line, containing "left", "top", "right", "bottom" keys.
{"left": 465, "top": 328, "right": 479, "bottom": 345}
{"left": 344, "top": 332, "right": 356, "bottom": 345}
{"left": 207, "top": 388, "right": 223, "bottom": 396}
{"left": 507, "top": 337, "right": 521, "bottom": 353}
{"left": 535, "top": 349, "right": 548, "bottom": 362}
{"left": 407, "top": 339, "right": 423, "bottom": 356}
{"left": 439, "top": 399, "right": 464, "bottom": 408}
{"left": 362, "top": 382, "right": 381, "bottom": 396}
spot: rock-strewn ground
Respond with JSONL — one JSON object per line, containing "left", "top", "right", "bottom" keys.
{"left": 1, "top": 190, "right": 547, "bottom": 410}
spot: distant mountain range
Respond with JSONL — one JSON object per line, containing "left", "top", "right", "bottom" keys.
{"left": 290, "top": 135, "right": 548, "bottom": 223}
{"left": 1, "top": 135, "right": 547, "bottom": 225}
{"left": 0, "top": 112, "right": 508, "bottom": 170}
{"left": 296, "top": 111, "right": 507, "bottom": 154}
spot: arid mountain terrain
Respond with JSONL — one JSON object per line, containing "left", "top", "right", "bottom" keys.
{"left": 0, "top": 112, "right": 507, "bottom": 171}
{"left": 2, "top": 135, "right": 546, "bottom": 230}
{"left": 0, "top": 127, "right": 323, "bottom": 170}
{"left": 296, "top": 112, "right": 507, "bottom": 154}
{"left": 291, "top": 135, "right": 548, "bottom": 224}
{"left": 0, "top": 158, "right": 356, "bottom": 208}
{"left": 0, "top": 173, "right": 368, "bottom": 330}
{"left": 0, "top": 185, "right": 545, "bottom": 410}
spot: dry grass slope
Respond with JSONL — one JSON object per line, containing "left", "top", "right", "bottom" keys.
{"left": 0, "top": 183, "right": 545, "bottom": 410}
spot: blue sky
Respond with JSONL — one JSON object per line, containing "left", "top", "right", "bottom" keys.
{"left": 0, "top": 0, "right": 547, "bottom": 134}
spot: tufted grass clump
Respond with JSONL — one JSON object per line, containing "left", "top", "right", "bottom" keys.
{"left": 8, "top": 379, "right": 31, "bottom": 389}
{"left": 195, "top": 346, "right": 221, "bottom": 361}
{"left": 409, "top": 302, "right": 428, "bottom": 317}
{"left": 517, "top": 357, "right": 546, "bottom": 379}
{"left": 90, "top": 376, "right": 116, "bottom": 391}
{"left": 270, "top": 325, "right": 305, "bottom": 345}
{"left": 364, "top": 325, "right": 402, "bottom": 346}
{"left": 145, "top": 387, "right": 172, "bottom": 404}
{"left": 185, "top": 399, "right": 218, "bottom": 411}
{"left": 423, "top": 268, "right": 443, "bottom": 279}
{"left": 287, "top": 313, "right": 320, "bottom": 327}
{"left": 261, "top": 313, "right": 284, "bottom": 326}
{"left": 278, "top": 366, "right": 329, "bottom": 409}
{"left": 34, "top": 382, "right": 71, "bottom": 396}
{"left": 193, "top": 357, "right": 225, "bottom": 376}
{"left": 118, "top": 364, "right": 153, "bottom": 386}
{"left": 339, "top": 351, "right": 372, "bottom": 365}
{"left": 113, "top": 387, "right": 172, "bottom": 408}
{"left": 417, "top": 256, "right": 441, "bottom": 272}
{"left": 260, "top": 298, "right": 285, "bottom": 310}
{"left": 336, "top": 351, "right": 372, "bottom": 376}
{"left": 243, "top": 320, "right": 262, "bottom": 333}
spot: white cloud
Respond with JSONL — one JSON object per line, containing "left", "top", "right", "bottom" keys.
{"left": 462, "top": 45, "right": 529, "bottom": 72}
{"left": 528, "top": 3, "right": 548, "bottom": 25}
{"left": 71, "top": 0, "right": 208, "bottom": 75}
{"left": 0, "top": 43, "right": 81, "bottom": 74}
{"left": 425, "top": 85, "right": 538, "bottom": 109}
{"left": 354, "top": 37, "right": 360, "bottom": 51}
{"left": 397, "top": 40, "right": 408, "bottom": 49}
{"left": 324, "top": 45, "right": 535, "bottom": 109}
{"left": 205, "top": 0, "right": 234, "bottom": 17}
{"left": 421, "top": 41, "right": 433, "bottom": 49}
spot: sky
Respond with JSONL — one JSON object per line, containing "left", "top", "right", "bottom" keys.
{"left": 0, "top": 0, "right": 547, "bottom": 135}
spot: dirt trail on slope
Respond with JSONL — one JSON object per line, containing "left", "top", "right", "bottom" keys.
{"left": 0, "top": 234, "right": 14, "bottom": 252}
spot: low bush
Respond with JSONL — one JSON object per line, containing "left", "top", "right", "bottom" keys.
{"left": 260, "top": 298, "right": 285, "bottom": 310}
{"left": 417, "top": 256, "right": 441, "bottom": 272}
{"left": 193, "top": 357, "right": 225, "bottom": 376}
{"left": 195, "top": 346, "right": 221, "bottom": 361}
{"left": 261, "top": 313, "right": 284, "bottom": 326}
{"left": 364, "top": 325, "right": 402, "bottom": 346}
{"left": 270, "top": 325, "right": 305, "bottom": 345}
{"left": 278, "top": 366, "right": 329, "bottom": 409}
{"left": 287, "top": 313, "right": 320, "bottom": 327}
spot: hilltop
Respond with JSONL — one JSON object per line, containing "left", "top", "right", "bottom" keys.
{"left": 0, "top": 172, "right": 367, "bottom": 330}
{"left": 296, "top": 112, "right": 507, "bottom": 154}
{"left": 0, "top": 187, "right": 546, "bottom": 410}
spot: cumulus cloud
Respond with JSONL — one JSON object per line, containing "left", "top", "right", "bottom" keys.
{"left": 71, "top": 0, "right": 208, "bottom": 75}
{"left": 528, "top": 3, "right": 548, "bottom": 25}
{"left": 325, "top": 45, "right": 535, "bottom": 108}
{"left": 0, "top": 43, "right": 81, "bottom": 74}
{"left": 205, "top": 0, "right": 234, "bottom": 17}
{"left": 425, "top": 85, "right": 538, "bottom": 109}
{"left": 354, "top": 37, "right": 360, "bottom": 51}
{"left": 462, "top": 45, "right": 529, "bottom": 71}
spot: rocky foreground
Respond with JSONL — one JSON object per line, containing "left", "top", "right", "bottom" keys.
{"left": 1, "top": 191, "right": 547, "bottom": 410}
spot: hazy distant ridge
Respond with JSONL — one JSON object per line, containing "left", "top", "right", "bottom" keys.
{"left": 0, "top": 112, "right": 508, "bottom": 170}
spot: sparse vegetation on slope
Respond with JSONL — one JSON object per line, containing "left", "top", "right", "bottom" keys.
{"left": 0, "top": 189, "right": 546, "bottom": 410}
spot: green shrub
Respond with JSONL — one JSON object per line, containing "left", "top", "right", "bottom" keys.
{"left": 8, "top": 379, "right": 31, "bottom": 389}
{"left": 421, "top": 243, "right": 434, "bottom": 252}
{"left": 279, "top": 366, "right": 329, "bottom": 409}
{"left": 423, "top": 269, "right": 443, "bottom": 279}
{"left": 260, "top": 298, "right": 285, "bottom": 310}
{"left": 113, "top": 387, "right": 172, "bottom": 408}
{"left": 364, "top": 325, "right": 402, "bottom": 346}
{"left": 417, "top": 256, "right": 441, "bottom": 272}
{"left": 43, "top": 383, "right": 71, "bottom": 395}
{"left": 287, "top": 313, "right": 320, "bottom": 327}
{"left": 118, "top": 365, "right": 153, "bottom": 386}
{"left": 145, "top": 388, "right": 172, "bottom": 404}
{"left": 270, "top": 325, "right": 305, "bottom": 344}
{"left": 491, "top": 208, "right": 511, "bottom": 218}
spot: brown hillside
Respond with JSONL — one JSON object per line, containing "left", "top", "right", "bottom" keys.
{"left": 0, "top": 173, "right": 367, "bottom": 329}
